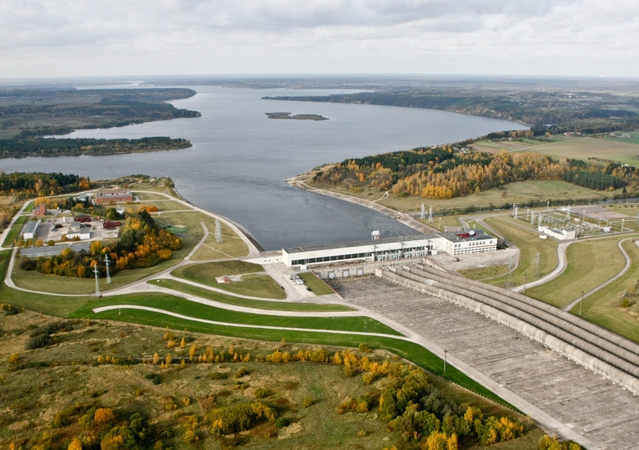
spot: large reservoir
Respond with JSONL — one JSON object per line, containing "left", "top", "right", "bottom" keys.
{"left": 0, "top": 86, "right": 528, "bottom": 250}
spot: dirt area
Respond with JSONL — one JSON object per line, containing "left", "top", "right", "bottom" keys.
{"left": 428, "top": 248, "right": 519, "bottom": 272}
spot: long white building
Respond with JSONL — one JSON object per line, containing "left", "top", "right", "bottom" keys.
{"left": 282, "top": 229, "right": 497, "bottom": 268}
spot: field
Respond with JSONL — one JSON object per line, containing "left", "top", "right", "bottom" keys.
{"left": 149, "top": 279, "right": 351, "bottom": 312}
{"left": 374, "top": 180, "right": 615, "bottom": 214}
{"left": 0, "top": 309, "right": 538, "bottom": 450}
{"left": 526, "top": 237, "right": 628, "bottom": 308}
{"left": 482, "top": 216, "right": 559, "bottom": 287}
{"left": 474, "top": 135, "right": 639, "bottom": 167}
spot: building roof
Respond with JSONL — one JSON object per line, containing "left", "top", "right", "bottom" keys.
{"left": 284, "top": 234, "right": 440, "bottom": 254}
{"left": 23, "top": 220, "right": 38, "bottom": 234}
{"left": 440, "top": 229, "right": 495, "bottom": 243}
{"left": 20, "top": 242, "right": 91, "bottom": 258}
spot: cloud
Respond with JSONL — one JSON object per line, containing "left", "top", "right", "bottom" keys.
{"left": 0, "top": 0, "right": 637, "bottom": 77}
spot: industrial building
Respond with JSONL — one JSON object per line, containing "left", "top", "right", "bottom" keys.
{"left": 95, "top": 189, "right": 133, "bottom": 205}
{"left": 22, "top": 220, "right": 39, "bottom": 240}
{"left": 282, "top": 229, "right": 496, "bottom": 268}
{"left": 21, "top": 242, "right": 91, "bottom": 258}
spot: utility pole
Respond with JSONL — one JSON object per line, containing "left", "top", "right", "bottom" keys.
{"left": 104, "top": 254, "right": 112, "bottom": 284}
{"left": 443, "top": 349, "right": 448, "bottom": 375}
{"left": 93, "top": 265, "right": 100, "bottom": 297}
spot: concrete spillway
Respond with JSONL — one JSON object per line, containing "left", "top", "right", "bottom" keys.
{"left": 378, "top": 263, "right": 639, "bottom": 396}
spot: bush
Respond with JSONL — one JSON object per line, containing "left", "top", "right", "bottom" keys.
{"left": 275, "top": 417, "right": 290, "bottom": 428}
{"left": 145, "top": 373, "right": 162, "bottom": 385}
{"left": 207, "top": 372, "right": 227, "bottom": 380}
{"left": 302, "top": 397, "right": 314, "bottom": 408}
{"left": 234, "top": 367, "right": 249, "bottom": 378}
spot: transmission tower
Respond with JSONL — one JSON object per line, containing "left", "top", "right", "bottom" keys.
{"left": 533, "top": 253, "right": 541, "bottom": 277}
{"left": 514, "top": 205, "right": 519, "bottom": 220}
{"left": 420, "top": 203, "right": 425, "bottom": 220}
{"left": 93, "top": 265, "right": 101, "bottom": 297}
{"left": 215, "top": 219, "right": 224, "bottom": 243}
{"left": 530, "top": 211, "right": 535, "bottom": 226}
{"left": 428, "top": 206, "right": 433, "bottom": 224}
{"left": 504, "top": 262, "right": 514, "bottom": 287}
{"left": 104, "top": 254, "right": 112, "bottom": 284}
{"left": 566, "top": 206, "right": 571, "bottom": 221}
{"left": 537, "top": 213, "right": 543, "bottom": 227}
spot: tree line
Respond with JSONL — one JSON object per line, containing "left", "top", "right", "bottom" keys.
{"left": 313, "top": 147, "right": 631, "bottom": 199}
{"left": 0, "top": 137, "right": 191, "bottom": 159}
{"left": 0, "top": 172, "right": 92, "bottom": 198}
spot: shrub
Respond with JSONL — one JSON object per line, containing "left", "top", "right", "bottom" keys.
{"left": 302, "top": 397, "right": 314, "bottom": 408}
{"left": 234, "top": 367, "right": 249, "bottom": 378}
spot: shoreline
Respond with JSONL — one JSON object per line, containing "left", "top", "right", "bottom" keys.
{"left": 286, "top": 174, "right": 439, "bottom": 235}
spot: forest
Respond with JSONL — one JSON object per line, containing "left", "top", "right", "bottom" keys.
{"left": 312, "top": 147, "right": 635, "bottom": 200}
{"left": 264, "top": 88, "right": 639, "bottom": 135}
{"left": 0, "top": 172, "right": 93, "bottom": 199}
{"left": 0, "top": 136, "right": 191, "bottom": 159}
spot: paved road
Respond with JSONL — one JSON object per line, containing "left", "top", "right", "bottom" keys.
{"left": 512, "top": 241, "right": 572, "bottom": 293}
{"left": 0, "top": 199, "right": 32, "bottom": 250}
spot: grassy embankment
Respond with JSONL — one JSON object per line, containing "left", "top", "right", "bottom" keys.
{"left": 148, "top": 278, "right": 352, "bottom": 312}
{"left": 573, "top": 239, "right": 639, "bottom": 343}
{"left": 526, "top": 237, "right": 628, "bottom": 309}
{"left": 172, "top": 261, "right": 285, "bottom": 299}
{"left": 298, "top": 272, "right": 336, "bottom": 296}
{"left": 475, "top": 216, "right": 559, "bottom": 287}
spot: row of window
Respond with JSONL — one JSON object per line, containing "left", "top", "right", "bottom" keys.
{"left": 290, "top": 245, "right": 431, "bottom": 266}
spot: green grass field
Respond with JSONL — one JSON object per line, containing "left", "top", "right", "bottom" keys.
{"left": 168, "top": 264, "right": 286, "bottom": 299}
{"left": 482, "top": 216, "right": 559, "bottom": 287}
{"left": 2, "top": 215, "right": 28, "bottom": 247}
{"left": 298, "top": 272, "right": 336, "bottom": 296}
{"left": 527, "top": 237, "right": 628, "bottom": 308}
{"left": 473, "top": 135, "right": 639, "bottom": 167}
{"left": 150, "top": 278, "right": 352, "bottom": 312}
{"left": 574, "top": 239, "right": 639, "bottom": 343}
{"left": 459, "top": 264, "right": 510, "bottom": 281}
{"left": 71, "top": 292, "right": 401, "bottom": 336}
{"left": 175, "top": 260, "right": 264, "bottom": 280}
{"left": 152, "top": 211, "right": 249, "bottom": 261}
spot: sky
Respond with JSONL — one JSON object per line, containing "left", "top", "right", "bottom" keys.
{"left": 1, "top": 0, "right": 638, "bottom": 79}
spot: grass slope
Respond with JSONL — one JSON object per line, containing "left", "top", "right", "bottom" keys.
{"left": 71, "top": 293, "right": 401, "bottom": 336}
{"left": 527, "top": 237, "right": 627, "bottom": 308}
{"left": 150, "top": 278, "right": 352, "bottom": 312}
{"left": 298, "top": 272, "right": 336, "bottom": 296}
{"left": 482, "top": 216, "right": 558, "bottom": 287}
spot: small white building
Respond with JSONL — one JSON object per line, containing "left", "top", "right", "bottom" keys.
{"left": 439, "top": 230, "right": 498, "bottom": 256}
{"left": 66, "top": 222, "right": 91, "bottom": 240}
{"left": 23, "top": 220, "right": 39, "bottom": 240}
{"left": 538, "top": 226, "right": 576, "bottom": 240}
